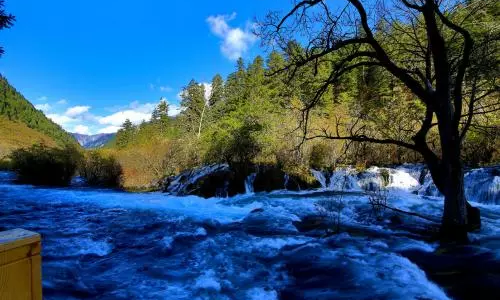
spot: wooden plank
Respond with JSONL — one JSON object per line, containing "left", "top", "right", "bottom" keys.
{"left": 0, "top": 229, "right": 43, "bottom": 300}
{"left": 0, "top": 257, "right": 31, "bottom": 300}
{"left": 0, "top": 244, "right": 32, "bottom": 266}
{"left": 30, "top": 255, "right": 42, "bottom": 300}
{"left": 0, "top": 229, "right": 40, "bottom": 253}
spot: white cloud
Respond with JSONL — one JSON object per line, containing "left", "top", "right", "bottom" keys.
{"left": 98, "top": 110, "right": 152, "bottom": 126}
{"left": 37, "top": 96, "right": 48, "bottom": 102}
{"left": 57, "top": 99, "right": 67, "bottom": 105}
{"left": 128, "top": 101, "right": 157, "bottom": 113}
{"left": 207, "top": 13, "right": 257, "bottom": 60}
{"left": 98, "top": 126, "right": 121, "bottom": 134}
{"left": 65, "top": 106, "right": 91, "bottom": 117}
{"left": 159, "top": 86, "right": 173, "bottom": 92}
{"left": 47, "top": 114, "right": 76, "bottom": 126}
{"left": 168, "top": 104, "right": 183, "bottom": 117}
{"left": 73, "top": 125, "right": 90, "bottom": 135}
{"left": 47, "top": 99, "right": 181, "bottom": 135}
{"left": 35, "top": 103, "right": 51, "bottom": 113}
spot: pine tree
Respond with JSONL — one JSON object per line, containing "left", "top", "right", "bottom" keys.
{"left": 224, "top": 58, "right": 247, "bottom": 113}
{"left": 116, "top": 119, "right": 134, "bottom": 148}
{"left": 180, "top": 80, "right": 206, "bottom": 136}
{"left": 209, "top": 74, "right": 224, "bottom": 107}
{"left": 246, "top": 56, "right": 266, "bottom": 104}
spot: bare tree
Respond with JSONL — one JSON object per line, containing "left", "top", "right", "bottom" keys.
{"left": 260, "top": 0, "right": 499, "bottom": 242}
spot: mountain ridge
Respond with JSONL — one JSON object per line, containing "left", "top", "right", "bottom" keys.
{"left": 72, "top": 133, "right": 115, "bottom": 149}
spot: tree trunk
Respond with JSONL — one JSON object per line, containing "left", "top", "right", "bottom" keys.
{"left": 422, "top": 106, "right": 480, "bottom": 243}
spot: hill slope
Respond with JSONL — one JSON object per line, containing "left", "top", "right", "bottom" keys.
{"left": 0, "top": 75, "right": 77, "bottom": 146}
{"left": 72, "top": 133, "right": 115, "bottom": 149}
{"left": 0, "top": 117, "right": 58, "bottom": 159}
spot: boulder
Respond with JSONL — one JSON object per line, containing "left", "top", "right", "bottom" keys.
{"left": 253, "top": 166, "right": 286, "bottom": 192}
{"left": 163, "top": 164, "right": 245, "bottom": 198}
{"left": 253, "top": 165, "right": 320, "bottom": 192}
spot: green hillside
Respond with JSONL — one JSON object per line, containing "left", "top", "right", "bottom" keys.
{"left": 0, "top": 116, "right": 58, "bottom": 159}
{"left": 0, "top": 75, "right": 77, "bottom": 146}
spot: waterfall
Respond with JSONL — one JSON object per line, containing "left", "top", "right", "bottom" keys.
{"left": 311, "top": 169, "right": 327, "bottom": 189}
{"left": 329, "top": 168, "right": 361, "bottom": 191}
{"left": 245, "top": 173, "right": 257, "bottom": 194}
{"left": 464, "top": 168, "right": 500, "bottom": 205}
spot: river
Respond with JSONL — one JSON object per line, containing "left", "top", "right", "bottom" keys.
{"left": 1, "top": 167, "right": 499, "bottom": 300}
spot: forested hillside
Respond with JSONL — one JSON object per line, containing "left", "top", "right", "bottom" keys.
{"left": 102, "top": 0, "right": 498, "bottom": 190}
{"left": 0, "top": 75, "right": 77, "bottom": 146}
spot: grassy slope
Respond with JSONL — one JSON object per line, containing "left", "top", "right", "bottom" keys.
{"left": 0, "top": 116, "right": 58, "bottom": 159}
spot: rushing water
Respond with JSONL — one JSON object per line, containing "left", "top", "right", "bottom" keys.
{"left": 1, "top": 168, "right": 500, "bottom": 300}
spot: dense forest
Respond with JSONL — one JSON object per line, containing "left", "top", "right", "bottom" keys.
{"left": 0, "top": 76, "right": 77, "bottom": 146}
{"left": 105, "top": 0, "right": 498, "bottom": 191}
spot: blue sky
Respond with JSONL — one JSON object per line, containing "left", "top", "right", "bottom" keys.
{"left": 0, "top": 0, "right": 288, "bottom": 134}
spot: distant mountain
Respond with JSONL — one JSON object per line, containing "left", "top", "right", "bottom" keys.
{"left": 0, "top": 75, "right": 78, "bottom": 147}
{"left": 72, "top": 133, "right": 115, "bottom": 149}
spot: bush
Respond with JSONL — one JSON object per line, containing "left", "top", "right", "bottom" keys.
{"left": 205, "top": 117, "right": 262, "bottom": 168}
{"left": 80, "top": 151, "right": 122, "bottom": 187}
{"left": 309, "top": 143, "right": 334, "bottom": 170}
{"left": 10, "top": 143, "right": 82, "bottom": 186}
{"left": 0, "top": 157, "right": 11, "bottom": 170}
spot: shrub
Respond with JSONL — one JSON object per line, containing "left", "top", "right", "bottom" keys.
{"left": 10, "top": 143, "right": 82, "bottom": 186}
{"left": 205, "top": 117, "right": 262, "bottom": 168}
{"left": 80, "top": 151, "right": 122, "bottom": 188}
{"left": 0, "top": 157, "right": 11, "bottom": 170}
{"left": 309, "top": 143, "right": 333, "bottom": 170}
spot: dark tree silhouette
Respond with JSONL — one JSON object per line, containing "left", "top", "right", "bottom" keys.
{"left": 261, "top": 0, "right": 499, "bottom": 242}
{"left": 0, "top": 0, "right": 15, "bottom": 56}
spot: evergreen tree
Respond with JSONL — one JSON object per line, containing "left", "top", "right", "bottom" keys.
{"left": 209, "top": 74, "right": 224, "bottom": 107}
{"left": 224, "top": 58, "right": 247, "bottom": 113}
{"left": 246, "top": 56, "right": 266, "bottom": 103}
{"left": 116, "top": 119, "right": 134, "bottom": 148}
{"left": 180, "top": 80, "right": 207, "bottom": 136}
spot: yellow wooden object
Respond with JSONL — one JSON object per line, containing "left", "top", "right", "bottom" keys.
{"left": 0, "top": 229, "right": 42, "bottom": 300}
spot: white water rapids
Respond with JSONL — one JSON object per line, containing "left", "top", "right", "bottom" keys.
{"left": 0, "top": 165, "right": 499, "bottom": 299}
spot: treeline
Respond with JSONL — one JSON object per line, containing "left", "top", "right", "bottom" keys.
{"left": 0, "top": 76, "right": 77, "bottom": 146}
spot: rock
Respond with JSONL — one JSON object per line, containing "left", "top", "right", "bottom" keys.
{"left": 242, "top": 208, "right": 299, "bottom": 235}
{"left": 293, "top": 215, "right": 328, "bottom": 232}
{"left": 164, "top": 164, "right": 321, "bottom": 197}
{"left": 253, "top": 166, "right": 286, "bottom": 192}
{"left": 250, "top": 207, "right": 265, "bottom": 213}
{"left": 286, "top": 174, "right": 321, "bottom": 191}
{"left": 163, "top": 164, "right": 245, "bottom": 198}
{"left": 253, "top": 165, "right": 320, "bottom": 192}
{"left": 390, "top": 215, "right": 403, "bottom": 225}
